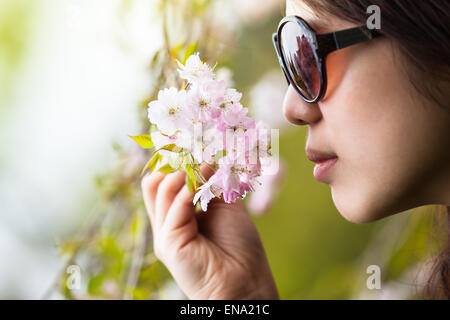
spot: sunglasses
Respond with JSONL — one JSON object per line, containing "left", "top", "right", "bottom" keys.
{"left": 273, "top": 16, "right": 381, "bottom": 103}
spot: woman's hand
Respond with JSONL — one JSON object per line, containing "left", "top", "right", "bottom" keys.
{"left": 141, "top": 163, "right": 279, "bottom": 300}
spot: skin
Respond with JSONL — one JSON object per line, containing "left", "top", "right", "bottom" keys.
{"left": 283, "top": 1, "right": 450, "bottom": 222}
{"left": 141, "top": 0, "right": 450, "bottom": 299}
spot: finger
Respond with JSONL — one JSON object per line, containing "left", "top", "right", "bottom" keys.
{"left": 164, "top": 163, "right": 216, "bottom": 231}
{"left": 155, "top": 170, "right": 186, "bottom": 227}
{"left": 141, "top": 159, "right": 167, "bottom": 232}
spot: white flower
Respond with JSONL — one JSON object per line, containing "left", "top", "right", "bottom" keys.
{"left": 151, "top": 131, "right": 178, "bottom": 149}
{"left": 177, "top": 53, "right": 214, "bottom": 83}
{"left": 186, "top": 79, "right": 227, "bottom": 122}
{"left": 224, "top": 88, "right": 242, "bottom": 105}
{"left": 193, "top": 178, "right": 216, "bottom": 212}
{"left": 150, "top": 131, "right": 179, "bottom": 157}
{"left": 216, "top": 88, "right": 243, "bottom": 113}
{"left": 201, "top": 125, "right": 224, "bottom": 163}
{"left": 151, "top": 125, "right": 200, "bottom": 159}
{"left": 148, "top": 88, "right": 189, "bottom": 135}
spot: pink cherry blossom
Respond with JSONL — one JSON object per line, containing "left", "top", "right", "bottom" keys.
{"left": 218, "top": 102, "right": 255, "bottom": 133}
{"left": 177, "top": 53, "right": 214, "bottom": 83}
{"left": 247, "top": 160, "right": 285, "bottom": 215}
{"left": 150, "top": 131, "right": 180, "bottom": 158}
{"left": 148, "top": 88, "right": 189, "bottom": 135}
{"left": 186, "top": 79, "right": 227, "bottom": 122}
{"left": 142, "top": 53, "right": 275, "bottom": 212}
{"left": 193, "top": 178, "right": 216, "bottom": 212}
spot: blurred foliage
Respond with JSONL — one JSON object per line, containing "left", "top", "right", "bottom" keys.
{"left": 0, "top": 0, "right": 35, "bottom": 110}
{"left": 43, "top": 0, "right": 445, "bottom": 300}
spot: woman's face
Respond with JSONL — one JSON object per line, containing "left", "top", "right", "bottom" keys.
{"left": 284, "top": 1, "right": 450, "bottom": 223}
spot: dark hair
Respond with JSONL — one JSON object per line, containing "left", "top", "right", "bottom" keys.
{"left": 299, "top": 0, "right": 450, "bottom": 298}
{"left": 300, "top": 0, "right": 450, "bottom": 108}
{"left": 424, "top": 205, "right": 450, "bottom": 299}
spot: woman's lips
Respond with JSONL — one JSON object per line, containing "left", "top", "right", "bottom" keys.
{"left": 306, "top": 148, "right": 338, "bottom": 182}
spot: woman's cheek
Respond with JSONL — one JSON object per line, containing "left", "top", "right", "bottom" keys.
{"left": 330, "top": 91, "right": 434, "bottom": 223}
{"left": 327, "top": 97, "right": 404, "bottom": 222}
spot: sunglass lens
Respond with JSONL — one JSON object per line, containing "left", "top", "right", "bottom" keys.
{"left": 280, "top": 21, "right": 321, "bottom": 100}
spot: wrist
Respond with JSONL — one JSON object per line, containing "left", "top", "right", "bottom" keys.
{"left": 203, "top": 278, "right": 279, "bottom": 300}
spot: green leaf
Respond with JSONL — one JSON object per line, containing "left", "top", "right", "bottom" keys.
{"left": 184, "top": 164, "right": 198, "bottom": 190}
{"left": 157, "top": 144, "right": 183, "bottom": 153}
{"left": 141, "top": 152, "right": 161, "bottom": 176}
{"left": 168, "top": 153, "right": 183, "bottom": 170}
{"left": 214, "top": 150, "right": 227, "bottom": 162}
{"left": 99, "top": 235, "right": 122, "bottom": 259}
{"left": 183, "top": 153, "right": 195, "bottom": 167}
{"left": 183, "top": 43, "right": 198, "bottom": 64}
{"left": 185, "top": 174, "right": 194, "bottom": 194}
{"left": 126, "top": 287, "right": 150, "bottom": 300}
{"left": 87, "top": 274, "right": 105, "bottom": 296}
{"left": 149, "top": 124, "right": 158, "bottom": 135}
{"left": 129, "top": 134, "right": 154, "bottom": 149}
{"left": 158, "top": 163, "right": 176, "bottom": 174}
{"left": 193, "top": 164, "right": 207, "bottom": 184}
{"left": 171, "top": 41, "right": 185, "bottom": 60}
{"left": 194, "top": 201, "right": 202, "bottom": 213}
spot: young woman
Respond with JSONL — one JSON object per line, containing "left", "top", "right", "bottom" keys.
{"left": 141, "top": 0, "right": 450, "bottom": 299}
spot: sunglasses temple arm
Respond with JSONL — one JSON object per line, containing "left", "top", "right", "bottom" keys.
{"left": 317, "top": 27, "right": 380, "bottom": 57}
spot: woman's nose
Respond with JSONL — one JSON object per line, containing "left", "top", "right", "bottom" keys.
{"left": 282, "top": 85, "right": 322, "bottom": 126}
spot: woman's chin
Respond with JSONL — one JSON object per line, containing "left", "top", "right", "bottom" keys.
{"left": 330, "top": 186, "right": 388, "bottom": 224}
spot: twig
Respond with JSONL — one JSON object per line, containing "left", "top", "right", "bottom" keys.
{"left": 123, "top": 212, "right": 149, "bottom": 300}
